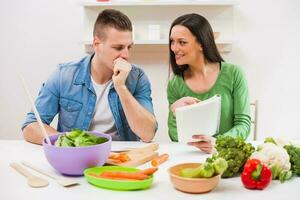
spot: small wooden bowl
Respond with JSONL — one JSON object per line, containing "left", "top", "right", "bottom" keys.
{"left": 168, "top": 163, "right": 220, "bottom": 194}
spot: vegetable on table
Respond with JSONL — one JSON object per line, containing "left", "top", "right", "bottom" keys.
{"left": 211, "top": 157, "right": 228, "bottom": 175}
{"left": 88, "top": 167, "right": 158, "bottom": 181}
{"left": 241, "top": 159, "right": 272, "bottom": 190}
{"left": 100, "top": 171, "right": 149, "bottom": 180}
{"left": 250, "top": 142, "right": 292, "bottom": 182}
{"left": 284, "top": 145, "right": 300, "bottom": 176}
{"left": 180, "top": 157, "right": 228, "bottom": 178}
{"left": 109, "top": 152, "right": 131, "bottom": 164}
{"left": 139, "top": 167, "right": 158, "bottom": 176}
{"left": 180, "top": 162, "right": 214, "bottom": 178}
{"left": 151, "top": 153, "right": 169, "bottom": 167}
{"left": 211, "top": 136, "right": 255, "bottom": 178}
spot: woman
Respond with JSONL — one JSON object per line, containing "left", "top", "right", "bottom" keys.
{"left": 167, "top": 13, "right": 251, "bottom": 153}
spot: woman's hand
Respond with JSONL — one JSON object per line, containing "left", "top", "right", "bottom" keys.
{"left": 188, "top": 134, "right": 216, "bottom": 154}
{"left": 170, "top": 97, "right": 200, "bottom": 116}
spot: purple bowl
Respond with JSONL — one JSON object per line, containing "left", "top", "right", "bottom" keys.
{"left": 43, "top": 131, "right": 111, "bottom": 176}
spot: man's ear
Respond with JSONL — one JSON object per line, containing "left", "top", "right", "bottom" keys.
{"left": 93, "top": 36, "right": 102, "bottom": 49}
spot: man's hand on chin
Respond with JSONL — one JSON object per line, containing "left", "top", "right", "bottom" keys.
{"left": 112, "top": 57, "right": 132, "bottom": 88}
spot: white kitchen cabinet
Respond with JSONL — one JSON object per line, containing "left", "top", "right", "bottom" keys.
{"left": 79, "top": 0, "right": 236, "bottom": 53}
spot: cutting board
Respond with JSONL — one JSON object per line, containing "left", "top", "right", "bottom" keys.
{"left": 106, "top": 143, "right": 159, "bottom": 167}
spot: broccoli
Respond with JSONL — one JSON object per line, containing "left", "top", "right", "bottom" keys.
{"left": 211, "top": 136, "right": 255, "bottom": 178}
{"left": 198, "top": 162, "right": 215, "bottom": 178}
{"left": 180, "top": 157, "right": 227, "bottom": 178}
{"left": 284, "top": 145, "right": 300, "bottom": 176}
{"left": 212, "top": 157, "right": 228, "bottom": 175}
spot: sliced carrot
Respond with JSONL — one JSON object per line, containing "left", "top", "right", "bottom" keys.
{"left": 88, "top": 172, "right": 102, "bottom": 178}
{"left": 101, "top": 171, "right": 149, "bottom": 180}
{"left": 89, "top": 167, "right": 157, "bottom": 181}
{"left": 112, "top": 159, "right": 122, "bottom": 164}
{"left": 119, "top": 154, "right": 130, "bottom": 162}
{"left": 139, "top": 167, "right": 158, "bottom": 176}
{"left": 90, "top": 172, "right": 138, "bottom": 181}
{"left": 99, "top": 174, "right": 139, "bottom": 181}
{"left": 109, "top": 154, "right": 119, "bottom": 159}
{"left": 151, "top": 153, "right": 169, "bottom": 167}
{"left": 109, "top": 152, "right": 131, "bottom": 163}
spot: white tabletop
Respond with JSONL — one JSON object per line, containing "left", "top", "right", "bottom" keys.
{"left": 0, "top": 140, "right": 298, "bottom": 200}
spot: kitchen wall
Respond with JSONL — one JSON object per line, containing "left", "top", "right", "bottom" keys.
{"left": 1, "top": 0, "right": 300, "bottom": 142}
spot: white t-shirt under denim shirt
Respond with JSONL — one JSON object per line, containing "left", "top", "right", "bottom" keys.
{"left": 89, "top": 77, "right": 120, "bottom": 141}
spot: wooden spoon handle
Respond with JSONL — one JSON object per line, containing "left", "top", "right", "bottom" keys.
{"left": 22, "top": 162, "right": 56, "bottom": 180}
{"left": 18, "top": 74, "right": 51, "bottom": 145}
{"left": 10, "top": 163, "right": 34, "bottom": 178}
{"left": 127, "top": 143, "right": 159, "bottom": 152}
{"left": 144, "top": 143, "right": 159, "bottom": 151}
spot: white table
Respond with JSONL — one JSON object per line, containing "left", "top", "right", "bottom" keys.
{"left": 0, "top": 140, "right": 298, "bottom": 200}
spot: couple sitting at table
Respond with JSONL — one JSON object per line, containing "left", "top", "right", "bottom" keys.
{"left": 22, "top": 9, "right": 251, "bottom": 154}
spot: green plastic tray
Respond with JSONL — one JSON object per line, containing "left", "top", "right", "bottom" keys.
{"left": 84, "top": 166, "right": 154, "bottom": 190}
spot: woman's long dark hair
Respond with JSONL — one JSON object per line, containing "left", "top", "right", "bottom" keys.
{"left": 169, "top": 13, "right": 224, "bottom": 76}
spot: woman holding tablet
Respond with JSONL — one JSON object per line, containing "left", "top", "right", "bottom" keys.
{"left": 167, "top": 13, "right": 251, "bottom": 153}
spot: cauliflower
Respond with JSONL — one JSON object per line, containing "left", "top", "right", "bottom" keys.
{"left": 265, "top": 137, "right": 300, "bottom": 148}
{"left": 250, "top": 142, "right": 292, "bottom": 182}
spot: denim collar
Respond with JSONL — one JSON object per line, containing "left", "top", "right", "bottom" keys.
{"left": 74, "top": 54, "right": 95, "bottom": 93}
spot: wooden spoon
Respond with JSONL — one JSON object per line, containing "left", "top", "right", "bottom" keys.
{"left": 22, "top": 162, "right": 79, "bottom": 187}
{"left": 10, "top": 163, "right": 49, "bottom": 188}
{"left": 19, "top": 74, "right": 51, "bottom": 145}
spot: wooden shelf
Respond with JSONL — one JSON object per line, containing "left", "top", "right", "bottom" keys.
{"left": 80, "top": 0, "right": 235, "bottom": 53}
{"left": 79, "top": 0, "right": 237, "bottom": 7}
{"left": 82, "top": 39, "right": 232, "bottom": 45}
{"left": 82, "top": 39, "right": 232, "bottom": 53}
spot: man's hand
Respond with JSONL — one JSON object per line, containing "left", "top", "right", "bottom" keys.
{"left": 112, "top": 58, "right": 132, "bottom": 88}
{"left": 170, "top": 96, "right": 200, "bottom": 116}
{"left": 23, "top": 122, "right": 58, "bottom": 145}
{"left": 187, "top": 134, "right": 216, "bottom": 154}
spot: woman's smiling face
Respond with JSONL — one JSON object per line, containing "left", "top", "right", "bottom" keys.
{"left": 170, "top": 25, "right": 202, "bottom": 66}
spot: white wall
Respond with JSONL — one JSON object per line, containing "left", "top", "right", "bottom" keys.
{"left": 232, "top": 0, "right": 300, "bottom": 141}
{"left": 1, "top": 0, "right": 300, "bottom": 142}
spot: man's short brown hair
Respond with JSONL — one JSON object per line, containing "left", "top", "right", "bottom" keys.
{"left": 93, "top": 9, "right": 132, "bottom": 39}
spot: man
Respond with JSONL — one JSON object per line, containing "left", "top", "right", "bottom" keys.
{"left": 22, "top": 9, "right": 157, "bottom": 144}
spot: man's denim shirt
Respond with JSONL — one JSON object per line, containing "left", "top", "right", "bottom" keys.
{"left": 22, "top": 54, "right": 156, "bottom": 141}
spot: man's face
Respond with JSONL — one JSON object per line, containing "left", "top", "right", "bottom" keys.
{"left": 93, "top": 27, "right": 133, "bottom": 70}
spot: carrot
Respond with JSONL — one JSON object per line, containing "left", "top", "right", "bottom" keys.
{"left": 109, "top": 154, "right": 119, "bottom": 159}
{"left": 89, "top": 168, "right": 157, "bottom": 181}
{"left": 139, "top": 167, "right": 158, "bottom": 176}
{"left": 90, "top": 172, "right": 139, "bottom": 181}
{"left": 99, "top": 174, "right": 138, "bottom": 181}
{"left": 119, "top": 153, "right": 130, "bottom": 162}
{"left": 100, "top": 171, "right": 149, "bottom": 180}
{"left": 109, "top": 152, "right": 131, "bottom": 163}
{"left": 89, "top": 172, "right": 102, "bottom": 178}
{"left": 112, "top": 159, "right": 122, "bottom": 164}
{"left": 151, "top": 153, "right": 169, "bottom": 167}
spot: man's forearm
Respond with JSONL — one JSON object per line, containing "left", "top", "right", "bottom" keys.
{"left": 23, "top": 122, "right": 58, "bottom": 145}
{"left": 115, "top": 86, "right": 156, "bottom": 142}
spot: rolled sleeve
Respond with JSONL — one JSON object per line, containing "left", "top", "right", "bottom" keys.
{"left": 132, "top": 68, "right": 158, "bottom": 132}
{"left": 134, "top": 73, "right": 154, "bottom": 114}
